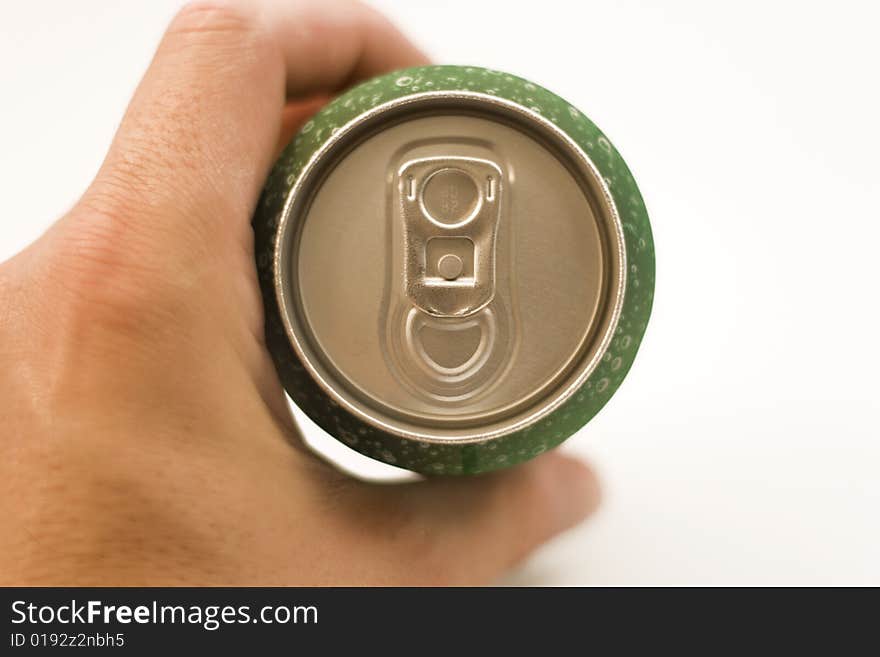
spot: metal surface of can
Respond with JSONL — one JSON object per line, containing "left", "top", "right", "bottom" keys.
{"left": 254, "top": 65, "right": 654, "bottom": 474}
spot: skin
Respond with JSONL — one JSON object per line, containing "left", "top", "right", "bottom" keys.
{"left": 0, "top": 0, "right": 600, "bottom": 585}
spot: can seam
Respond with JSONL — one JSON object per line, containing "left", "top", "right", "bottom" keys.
{"left": 273, "top": 91, "right": 626, "bottom": 444}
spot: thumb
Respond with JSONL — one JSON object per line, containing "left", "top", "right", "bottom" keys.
{"left": 366, "top": 452, "right": 601, "bottom": 585}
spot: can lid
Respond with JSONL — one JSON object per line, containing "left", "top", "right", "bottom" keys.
{"left": 275, "top": 92, "right": 625, "bottom": 442}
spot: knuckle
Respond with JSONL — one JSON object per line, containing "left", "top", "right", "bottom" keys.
{"left": 407, "top": 539, "right": 459, "bottom": 585}
{"left": 390, "top": 506, "right": 464, "bottom": 585}
{"left": 0, "top": 261, "right": 24, "bottom": 355}
{"left": 168, "top": 1, "right": 274, "bottom": 61}
{"left": 171, "top": 1, "right": 253, "bottom": 38}
{"left": 340, "top": 489, "right": 464, "bottom": 585}
{"left": 49, "top": 203, "right": 194, "bottom": 334}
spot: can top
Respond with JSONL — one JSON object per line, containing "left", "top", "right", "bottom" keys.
{"left": 275, "top": 91, "right": 626, "bottom": 442}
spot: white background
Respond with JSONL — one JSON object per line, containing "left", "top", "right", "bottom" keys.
{"left": 1, "top": 1, "right": 878, "bottom": 585}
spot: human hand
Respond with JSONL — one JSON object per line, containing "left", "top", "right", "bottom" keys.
{"left": 0, "top": 0, "right": 599, "bottom": 585}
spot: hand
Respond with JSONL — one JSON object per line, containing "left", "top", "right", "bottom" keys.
{"left": 0, "top": 0, "right": 599, "bottom": 585}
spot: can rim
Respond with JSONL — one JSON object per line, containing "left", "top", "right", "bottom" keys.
{"left": 273, "top": 90, "right": 627, "bottom": 444}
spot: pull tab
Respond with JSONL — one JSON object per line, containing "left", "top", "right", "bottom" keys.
{"left": 397, "top": 157, "right": 503, "bottom": 317}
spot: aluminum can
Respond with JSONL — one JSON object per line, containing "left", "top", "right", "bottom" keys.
{"left": 254, "top": 65, "right": 654, "bottom": 474}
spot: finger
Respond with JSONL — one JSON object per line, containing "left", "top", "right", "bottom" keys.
{"left": 77, "top": 0, "right": 429, "bottom": 245}
{"left": 368, "top": 452, "right": 601, "bottom": 585}
{"left": 274, "top": 96, "right": 329, "bottom": 161}
{"left": 263, "top": 0, "right": 429, "bottom": 97}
